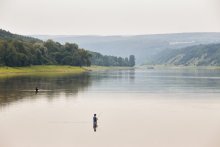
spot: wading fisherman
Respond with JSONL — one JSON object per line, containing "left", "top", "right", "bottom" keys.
{"left": 93, "top": 114, "right": 98, "bottom": 132}
{"left": 35, "top": 87, "right": 39, "bottom": 93}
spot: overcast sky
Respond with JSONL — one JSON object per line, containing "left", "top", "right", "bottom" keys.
{"left": 0, "top": 0, "right": 220, "bottom": 35}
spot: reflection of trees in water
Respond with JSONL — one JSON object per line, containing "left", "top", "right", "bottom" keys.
{"left": 90, "top": 69, "right": 135, "bottom": 81}
{"left": 0, "top": 69, "right": 136, "bottom": 107}
{"left": 0, "top": 73, "right": 91, "bottom": 106}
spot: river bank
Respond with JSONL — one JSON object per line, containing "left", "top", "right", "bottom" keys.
{"left": 0, "top": 65, "right": 86, "bottom": 77}
{"left": 0, "top": 65, "right": 134, "bottom": 77}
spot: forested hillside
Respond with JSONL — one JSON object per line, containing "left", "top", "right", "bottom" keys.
{"left": 152, "top": 44, "right": 220, "bottom": 66}
{"left": 0, "top": 29, "right": 135, "bottom": 67}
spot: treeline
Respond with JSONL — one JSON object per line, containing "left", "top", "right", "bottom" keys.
{"left": 0, "top": 29, "right": 41, "bottom": 43}
{"left": 90, "top": 52, "right": 135, "bottom": 67}
{"left": 0, "top": 39, "right": 135, "bottom": 67}
{"left": 0, "top": 29, "right": 135, "bottom": 67}
{"left": 0, "top": 39, "right": 91, "bottom": 67}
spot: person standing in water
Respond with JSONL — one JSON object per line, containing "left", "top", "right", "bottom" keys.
{"left": 93, "top": 114, "right": 98, "bottom": 132}
{"left": 35, "top": 87, "right": 39, "bottom": 93}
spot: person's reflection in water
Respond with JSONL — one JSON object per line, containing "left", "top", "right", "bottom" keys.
{"left": 93, "top": 114, "right": 98, "bottom": 132}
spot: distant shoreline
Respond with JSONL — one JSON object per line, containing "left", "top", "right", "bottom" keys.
{"left": 141, "top": 65, "right": 220, "bottom": 70}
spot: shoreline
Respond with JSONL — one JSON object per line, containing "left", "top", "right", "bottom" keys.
{"left": 83, "top": 65, "right": 135, "bottom": 71}
{"left": 140, "top": 65, "right": 220, "bottom": 70}
{"left": 0, "top": 65, "right": 135, "bottom": 78}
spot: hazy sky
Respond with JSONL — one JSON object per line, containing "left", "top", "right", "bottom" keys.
{"left": 0, "top": 0, "right": 220, "bottom": 35}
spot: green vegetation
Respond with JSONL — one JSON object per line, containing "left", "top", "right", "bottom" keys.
{"left": 0, "top": 65, "right": 87, "bottom": 77}
{"left": 0, "top": 29, "right": 135, "bottom": 67}
{"left": 90, "top": 52, "right": 135, "bottom": 67}
{"left": 0, "top": 39, "right": 91, "bottom": 67}
{"left": 0, "top": 65, "right": 135, "bottom": 78}
{"left": 152, "top": 43, "right": 220, "bottom": 66}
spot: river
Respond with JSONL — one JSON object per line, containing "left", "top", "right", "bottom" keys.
{"left": 0, "top": 68, "right": 220, "bottom": 147}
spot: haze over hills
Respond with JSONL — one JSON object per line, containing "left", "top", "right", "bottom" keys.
{"left": 152, "top": 43, "right": 220, "bottom": 66}
{"left": 3, "top": 28, "right": 220, "bottom": 66}
{"left": 32, "top": 33, "right": 220, "bottom": 64}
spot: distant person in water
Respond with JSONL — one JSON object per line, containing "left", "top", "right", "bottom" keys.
{"left": 35, "top": 87, "right": 39, "bottom": 93}
{"left": 93, "top": 114, "right": 98, "bottom": 132}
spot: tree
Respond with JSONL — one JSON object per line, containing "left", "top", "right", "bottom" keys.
{"left": 78, "top": 49, "right": 92, "bottom": 66}
{"left": 129, "top": 55, "right": 135, "bottom": 67}
{"left": 89, "top": 51, "right": 133, "bottom": 67}
{"left": 117, "top": 57, "right": 123, "bottom": 66}
{"left": 125, "top": 57, "right": 129, "bottom": 66}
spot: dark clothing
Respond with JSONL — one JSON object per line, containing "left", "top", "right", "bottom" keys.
{"left": 93, "top": 116, "right": 98, "bottom": 123}
{"left": 93, "top": 116, "right": 98, "bottom": 132}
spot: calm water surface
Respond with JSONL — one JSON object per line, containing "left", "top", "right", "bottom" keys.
{"left": 1, "top": 68, "right": 220, "bottom": 147}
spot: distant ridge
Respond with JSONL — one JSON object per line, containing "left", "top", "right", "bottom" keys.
{"left": 152, "top": 43, "right": 220, "bottom": 66}
{"left": 32, "top": 32, "right": 220, "bottom": 64}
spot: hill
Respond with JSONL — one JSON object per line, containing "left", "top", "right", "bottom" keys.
{"left": 32, "top": 33, "right": 220, "bottom": 64}
{"left": 152, "top": 43, "right": 220, "bottom": 66}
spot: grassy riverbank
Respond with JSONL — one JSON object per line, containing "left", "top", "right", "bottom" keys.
{"left": 0, "top": 65, "right": 87, "bottom": 77}
{"left": 0, "top": 65, "right": 135, "bottom": 77}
